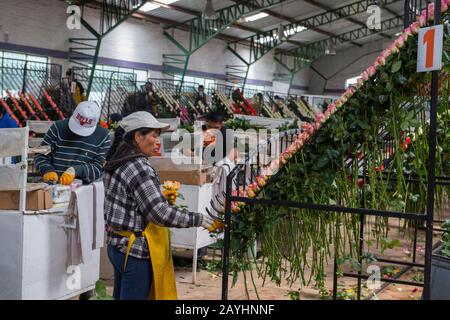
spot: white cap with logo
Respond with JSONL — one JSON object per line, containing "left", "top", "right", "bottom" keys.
{"left": 120, "top": 111, "right": 170, "bottom": 134}
{"left": 68, "top": 101, "right": 101, "bottom": 137}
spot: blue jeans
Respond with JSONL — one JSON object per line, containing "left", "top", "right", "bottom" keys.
{"left": 107, "top": 245, "right": 152, "bottom": 300}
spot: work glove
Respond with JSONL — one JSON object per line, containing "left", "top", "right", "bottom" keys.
{"left": 208, "top": 220, "right": 225, "bottom": 233}
{"left": 43, "top": 171, "right": 58, "bottom": 183}
{"left": 200, "top": 214, "right": 215, "bottom": 231}
{"left": 59, "top": 167, "right": 75, "bottom": 186}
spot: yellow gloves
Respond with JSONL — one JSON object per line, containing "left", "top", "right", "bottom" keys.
{"left": 207, "top": 220, "right": 225, "bottom": 233}
{"left": 59, "top": 167, "right": 76, "bottom": 186}
{"left": 43, "top": 171, "right": 58, "bottom": 183}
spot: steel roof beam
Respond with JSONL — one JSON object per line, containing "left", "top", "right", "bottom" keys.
{"left": 302, "top": 0, "right": 393, "bottom": 39}
{"left": 281, "top": 15, "right": 403, "bottom": 60}
{"left": 227, "top": 0, "right": 402, "bottom": 68}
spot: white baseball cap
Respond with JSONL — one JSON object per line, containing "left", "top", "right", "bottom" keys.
{"left": 68, "top": 101, "right": 101, "bottom": 137}
{"left": 121, "top": 111, "right": 170, "bottom": 134}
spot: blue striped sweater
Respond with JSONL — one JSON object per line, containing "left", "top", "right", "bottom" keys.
{"left": 34, "top": 119, "right": 111, "bottom": 184}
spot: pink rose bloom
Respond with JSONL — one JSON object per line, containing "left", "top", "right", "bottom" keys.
{"left": 402, "top": 32, "right": 410, "bottom": 42}
{"left": 344, "top": 87, "right": 355, "bottom": 98}
{"left": 361, "top": 70, "right": 369, "bottom": 81}
{"left": 387, "top": 43, "right": 399, "bottom": 55}
{"left": 376, "top": 55, "right": 386, "bottom": 66}
{"left": 303, "top": 123, "right": 315, "bottom": 135}
{"left": 373, "top": 59, "right": 380, "bottom": 69}
{"left": 381, "top": 48, "right": 391, "bottom": 59}
{"left": 410, "top": 22, "right": 420, "bottom": 34}
{"left": 428, "top": 3, "right": 435, "bottom": 17}
{"left": 367, "top": 66, "right": 377, "bottom": 77}
{"left": 327, "top": 103, "right": 336, "bottom": 113}
{"left": 442, "top": 0, "right": 449, "bottom": 13}
{"left": 417, "top": 14, "right": 426, "bottom": 26}
{"left": 293, "top": 140, "right": 303, "bottom": 149}
{"left": 315, "top": 112, "right": 325, "bottom": 123}
{"left": 300, "top": 131, "right": 309, "bottom": 140}
{"left": 404, "top": 27, "right": 412, "bottom": 37}
{"left": 394, "top": 35, "right": 405, "bottom": 49}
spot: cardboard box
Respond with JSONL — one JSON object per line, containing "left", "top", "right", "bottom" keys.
{"left": 0, "top": 184, "right": 53, "bottom": 211}
{"left": 158, "top": 170, "right": 213, "bottom": 186}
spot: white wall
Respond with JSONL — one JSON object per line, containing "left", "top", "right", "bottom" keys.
{"left": 0, "top": 0, "right": 299, "bottom": 87}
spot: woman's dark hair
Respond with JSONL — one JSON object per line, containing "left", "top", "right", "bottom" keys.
{"left": 106, "top": 126, "right": 154, "bottom": 161}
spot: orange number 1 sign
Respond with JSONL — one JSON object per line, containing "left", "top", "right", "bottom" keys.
{"left": 423, "top": 28, "right": 435, "bottom": 68}
{"left": 417, "top": 25, "right": 443, "bottom": 73}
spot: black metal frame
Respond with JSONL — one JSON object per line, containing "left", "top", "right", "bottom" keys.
{"left": 219, "top": 0, "right": 447, "bottom": 300}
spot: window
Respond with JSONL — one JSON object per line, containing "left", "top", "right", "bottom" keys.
{"left": 90, "top": 64, "right": 149, "bottom": 82}
{"left": 0, "top": 51, "right": 49, "bottom": 97}
{"left": 244, "top": 84, "right": 265, "bottom": 97}
{"left": 0, "top": 50, "right": 48, "bottom": 63}
{"left": 174, "top": 75, "right": 216, "bottom": 91}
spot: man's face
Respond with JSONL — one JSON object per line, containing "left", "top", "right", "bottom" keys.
{"left": 207, "top": 120, "right": 223, "bottom": 130}
{"left": 145, "top": 83, "right": 153, "bottom": 92}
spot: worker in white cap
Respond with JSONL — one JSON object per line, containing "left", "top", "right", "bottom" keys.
{"left": 35, "top": 101, "right": 110, "bottom": 185}
{"left": 103, "top": 111, "right": 215, "bottom": 300}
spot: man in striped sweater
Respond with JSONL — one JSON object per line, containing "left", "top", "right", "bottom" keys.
{"left": 35, "top": 101, "right": 110, "bottom": 185}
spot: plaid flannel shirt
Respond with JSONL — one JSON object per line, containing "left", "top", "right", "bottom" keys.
{"left": 104, "top": 156, "right": 203, "bottom": 259}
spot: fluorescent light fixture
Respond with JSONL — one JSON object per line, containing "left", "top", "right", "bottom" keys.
{"left": 256, "top": 36, "right": 274, "bottom": 44}
{"left": 256, "top": 24, "right": 307, "bottom": 44}
{"left": 139, "top": 0, "right": 178, "bottom": 12}
{"left": 245, "top": 12, "right": 269, "bottom": 22}
{"left": 212, "top": 26, "right": 229, "bottom": 32}
{"left": 285, "top": 25, "right": 307, "bottom": 37}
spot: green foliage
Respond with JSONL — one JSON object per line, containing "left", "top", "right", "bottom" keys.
{"left": 225, "top": 118, "right": 266, "bottom": 131}
{"left": 89, "top": 280, "right": 114, "bottom": 300}
{"left": 225, "top": 12, "right": 450, "bottom": 299}
{"left": 441, "top": 220, "right": 450, "bottom": 258}
{"left": 288, "top": 290, "right": 301, "bottom": 300}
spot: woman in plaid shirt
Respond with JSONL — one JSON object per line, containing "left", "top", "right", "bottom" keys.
{"left": 104, "top": 111, "right": 214, "bottom": 300}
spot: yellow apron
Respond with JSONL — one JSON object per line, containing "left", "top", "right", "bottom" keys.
{"left": 114, "top": 223, "right": 178, "bottom": 300}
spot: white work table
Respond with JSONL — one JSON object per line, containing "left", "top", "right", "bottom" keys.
{"left": 0, "top": 206, "right": 100, "bottom": 300}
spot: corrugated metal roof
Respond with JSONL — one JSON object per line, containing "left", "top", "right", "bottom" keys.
{"left": 134, "top": 0, "right": 406, "bottom": 55}
{"left": 145, "top": 6, "right": 194, "bottom": 23}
